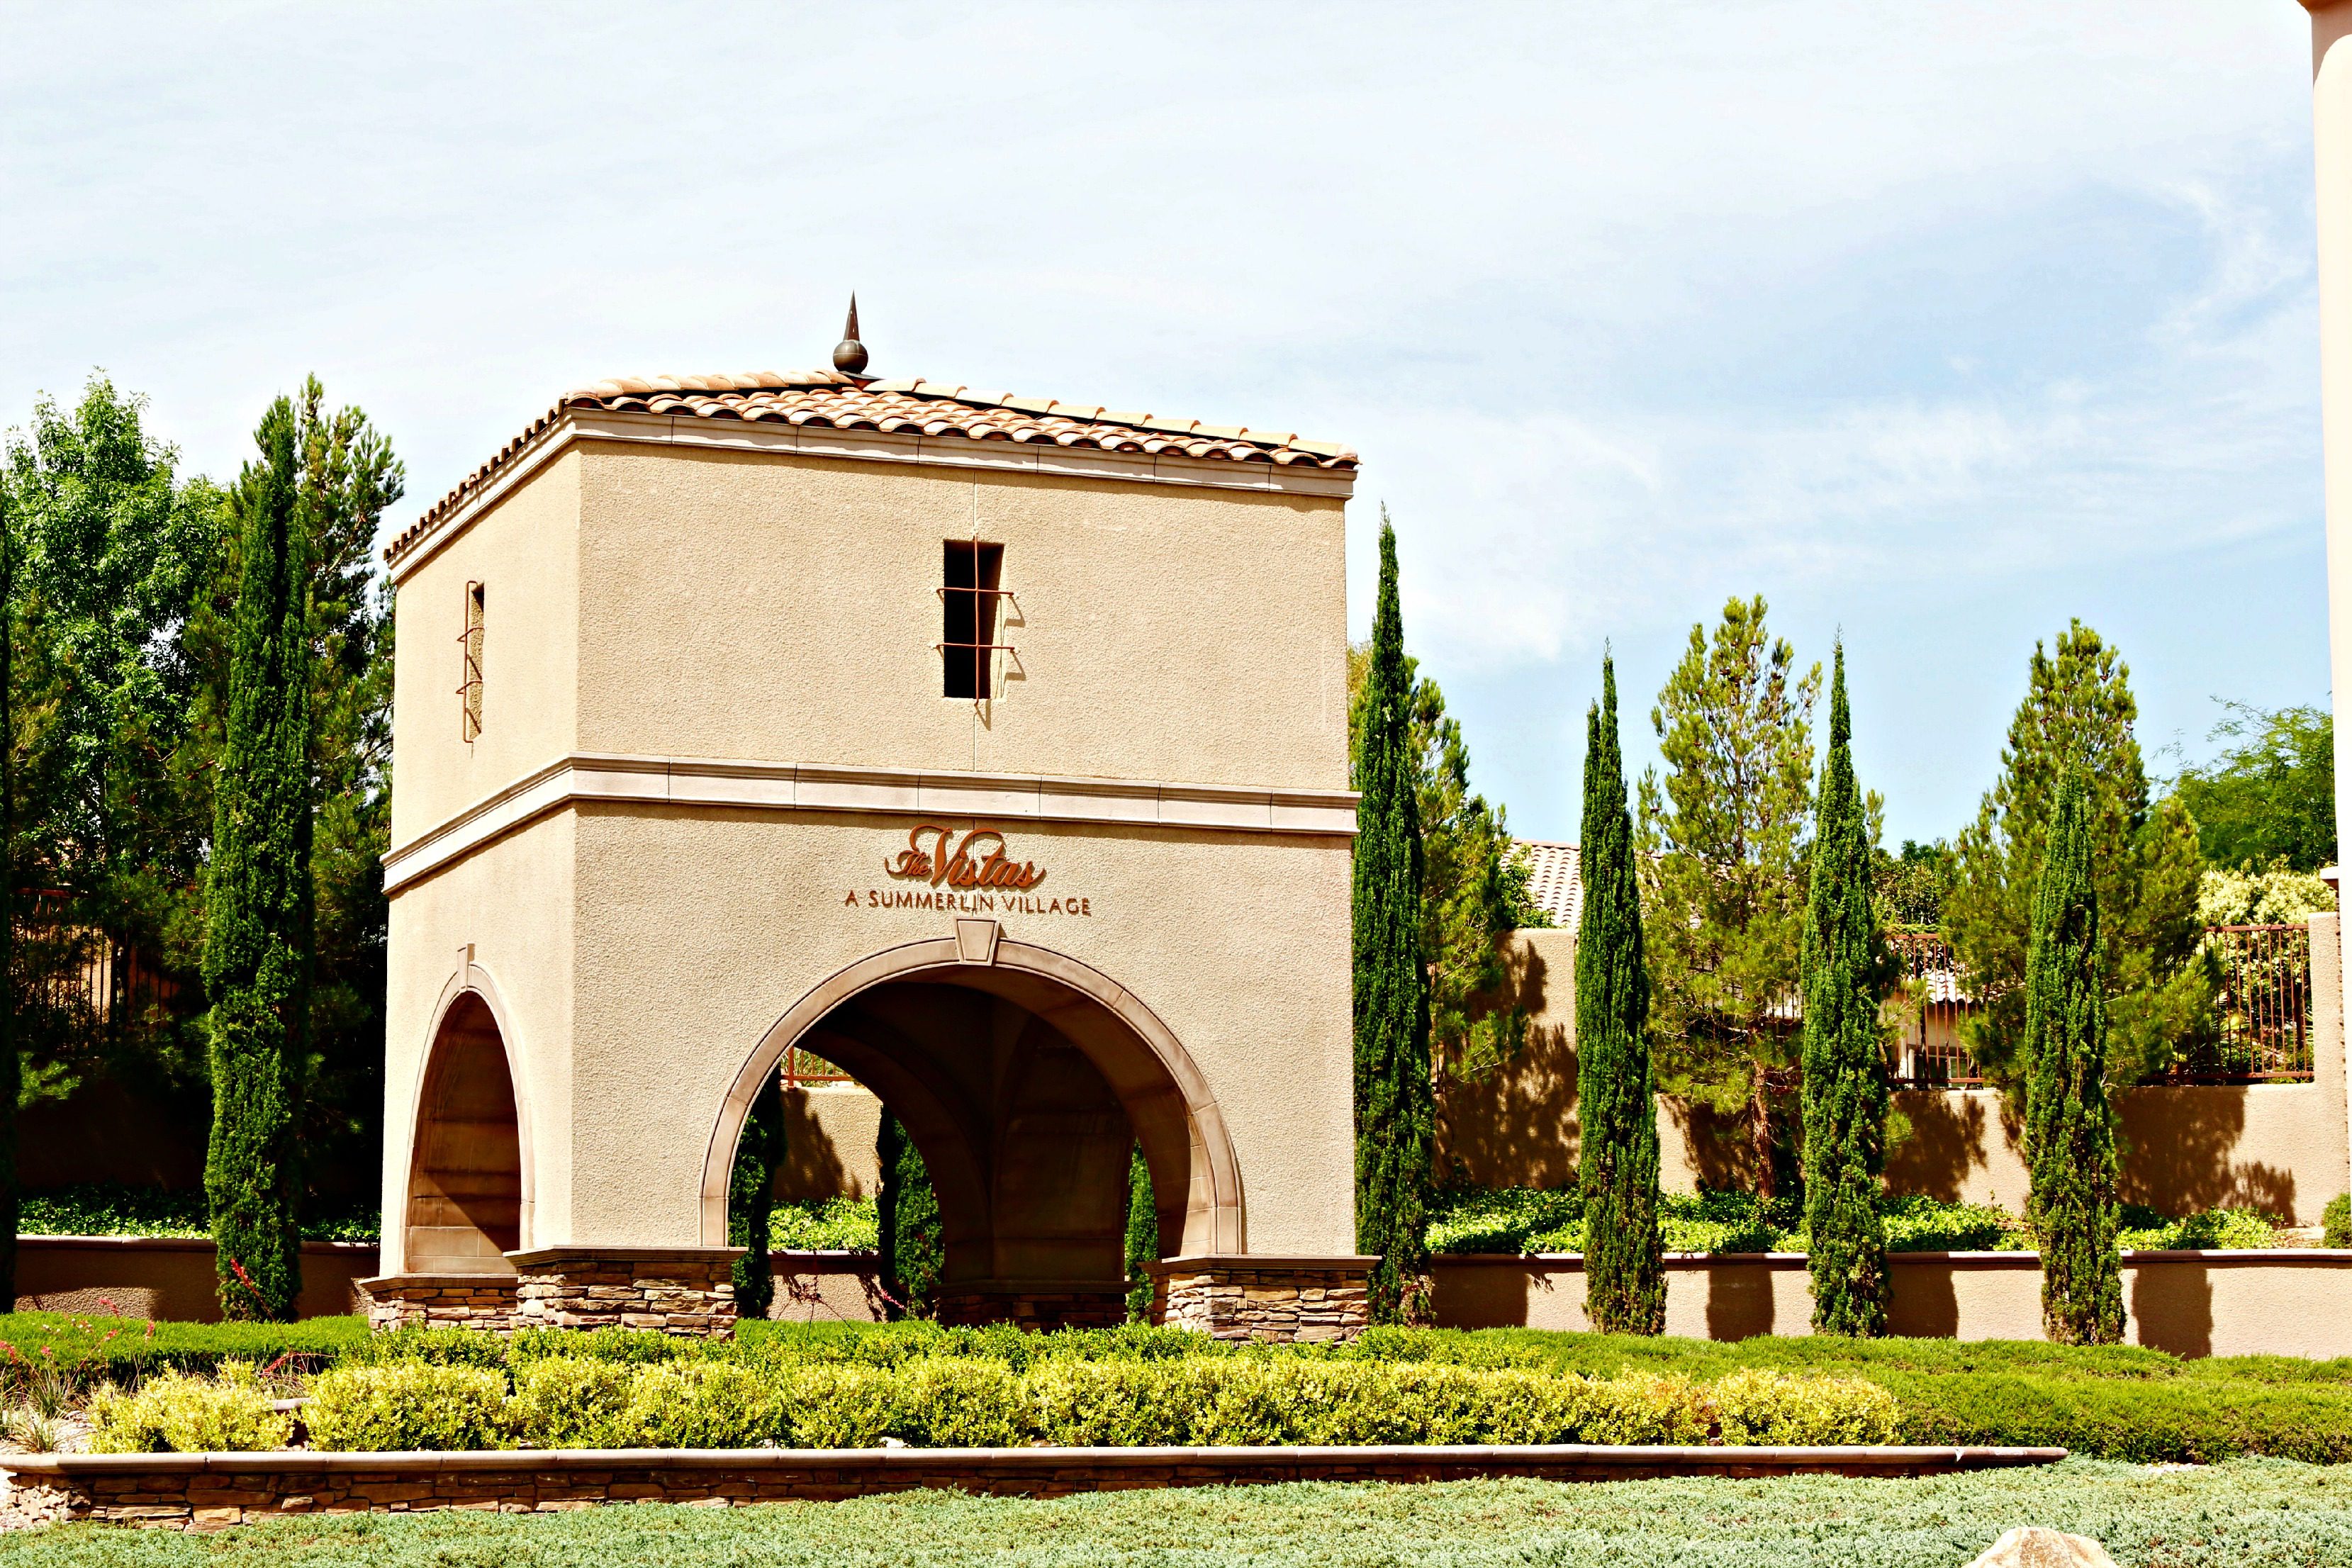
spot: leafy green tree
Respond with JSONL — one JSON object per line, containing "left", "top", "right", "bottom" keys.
{"left": 1352, "top": 517, "right": 1433, "bottom": 1323}
{"left": 1575, "top": 655, "right": 1664, "bottom": 1335}
{"left": 1639, "top": 595, "right": 1820, "bottom": 1196}
{"left": 4, "top": 378, "right": 228, "bottom": 1105}
{"left": 203, "top": 398, "right": 315, "bottom": 1321}
{"left": 1946, "top": 623, "right": 2208, "bottom": 1087}
{"left": 0, "top": 481, "right": 16, "bottom": 1308}
{"left": 1874, "top": 839, "right": 1956, "bottom": 929}
{"left": 1124, "top": 1143, "right": 1156, "bottom": 1323}
{"left": 2023, "top": 770, "right": 2124, "bottom": 1345}
{"left": 728, "top": 1072, "right": 787, "bottom": 1320}
{"left": 875, "top": 1111, "right": 942, "bottom": 1319}
{"left": 2171, "top": 702, "right": 2334, "bottom": 872}
{"left": 1800, "top": 647, "right": 1893, "bottom": 1337}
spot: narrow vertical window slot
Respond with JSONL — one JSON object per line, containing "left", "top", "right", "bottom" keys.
{"left": 458, "top": 581, "right": 486, "bottom": 741}
{"left": 941, "top": 541, "right": 1004, "bottom": 700}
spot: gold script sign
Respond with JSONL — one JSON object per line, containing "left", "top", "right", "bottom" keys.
{"left": 883, "top": 824, "right": 1046, "bottom": 893}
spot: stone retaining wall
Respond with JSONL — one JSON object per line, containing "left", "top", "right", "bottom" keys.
{"left": 0, "top": 1443, "right": 2066, "bottom": 1530}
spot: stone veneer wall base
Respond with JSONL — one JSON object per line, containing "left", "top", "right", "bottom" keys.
{"left": 508, "top": 1248, "right": 744, "bottom": 1338}
{"left": 1149, "top": 1255, "right": 1378, "bottom": 1342}
{"left": 0, "top": 1444, "right": 2068, "bottom": 1530}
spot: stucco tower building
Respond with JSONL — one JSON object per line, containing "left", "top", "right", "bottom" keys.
{"left": 360, "top": 322, "right": 1370, "bottom": 1337}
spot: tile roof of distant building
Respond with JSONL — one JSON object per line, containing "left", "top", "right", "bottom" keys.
{"left": 1516, "top": 839, "right": 1582, "bottom": 929}
{"left": 385, "top": 369, "right": 1359, "bottom": 568}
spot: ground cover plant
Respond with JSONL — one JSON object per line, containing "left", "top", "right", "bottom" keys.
{"left": 1423, "top": 1185, "right": 2287, "bottom": 1256}
{"left": 11, "top": 1459, "right": 2352, "bottom": 1566}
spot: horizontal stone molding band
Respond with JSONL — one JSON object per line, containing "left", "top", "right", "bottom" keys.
{"left": 1, "top": 1443, "right": 2070, "bottom": 1530}
{"left": 387, "top": 410, "right": 1357, "bottom": 583}
{"left": 383, "top": 754, "right": 1360, "bottom": 893}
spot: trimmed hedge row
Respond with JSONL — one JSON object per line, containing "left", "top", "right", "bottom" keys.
{"left": 91, "top": 1357, "right": 1899, "bottom": 1453}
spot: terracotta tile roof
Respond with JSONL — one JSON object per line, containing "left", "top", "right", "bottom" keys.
{"left": 1516, "top": 840, "right": 1582, "bottom": 929}
{"left": 385, "top": 369, "right": 1358, "bottom": 567}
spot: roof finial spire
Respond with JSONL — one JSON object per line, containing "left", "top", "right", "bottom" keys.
{"left": 832, "top": 294, "right": 868, "bottom": 376}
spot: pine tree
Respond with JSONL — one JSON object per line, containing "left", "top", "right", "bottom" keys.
{"left": 1801, "top": 645, "right": 1892, "bottom": 1336}
{"left": 1577, "top": 656, "right": 1665, "bottom": 1334}
{"left": 729, "top": 1072, "right": 787, "bottom": 1321}
{"left": 2024, "top": 768, "right": 2124, "bottom": 1345}
{"left": 203, "top": 398, "right": 313, "bottom": 1321}
{"left": 1947, "top": 622, "right": 2205, "bottom": 1087}
{"left": 1124, "top": 1143, "right": 1156, "bottom": 1323}
{"left": 875, "top": 1111, "right": 941, "bottom": 1319}
{"left": 1637, "top": 596, "right": 1819, "bottom": 1196}
{"left": 1351, "top": 518, "right": 1433, "bottom": 1324}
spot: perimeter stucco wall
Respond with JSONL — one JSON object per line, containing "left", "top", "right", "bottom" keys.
{"left": 388, "top": 449, "right": 581, "bottom": 846}
{"left": 559, "top": 805, "right": 1355, "bottom": 1257}
{"left": 1434, "top": 921, "right": 2352, "bottom": 1226}
{"left": 571, "top": 444, "right": 1348, "bottom": 790}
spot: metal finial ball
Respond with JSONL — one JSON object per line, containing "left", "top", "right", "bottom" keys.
{"left": 833, "top": 337, "right": 868, "bottom": 375}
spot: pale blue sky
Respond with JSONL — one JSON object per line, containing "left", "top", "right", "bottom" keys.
{"left": 0, "top": 3, "right": 2329, "bottom": 846}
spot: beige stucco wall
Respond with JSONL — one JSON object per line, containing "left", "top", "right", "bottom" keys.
{"left": 2309, "top": 1, "right": 2352, "bottom": 871}
{"left": 380, "top": 812, "right": 576, "bottom": 1276}
{"left": 779, "top": 1086, "right": 883, "bottom": 1201}
{"left": 383, "top": 423, "right": 1359, "bottom": 1276}
{"left": 556, "top": 805, "right": 1353, "bottom": 1255}
{"left": 388, "top": 449, "right": 581, "bottom": 847}
{"left": 570, "top": 444, "right": 1348, "bottom": 791}
{"left": 1437, "top": 922, "right": 2352, "bottom": 1226}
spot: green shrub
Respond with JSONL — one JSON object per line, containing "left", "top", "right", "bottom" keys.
{"left": 1710, "top": 1367, "right": 1900, "bottom": 1445}
{"left": 2117, "top": 1205, "right": 2279, "bottom": 1250}
{"left": 2324, "top": 1192, "right": 2351, "bottom": 1248}
{"left": 617, "top": 1362, "right": 783, "bottom": 1448}
{"left": 773, "top": 1196, "right": 880, "bottom": 1252}
{"left": 305, "top": 1362, "right": 510, "bottom": 1451}
{"left": 84, "top": 1362, "right": 292, "bottom": 1453}
{"left": 507, "top": 1357, "right": 636, "bottom": 1447}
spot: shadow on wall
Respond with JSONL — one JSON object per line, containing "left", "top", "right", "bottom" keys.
{"left": 2130, "top": 1259, "right": 2214, "bottom": 1359}
{"left": 1433, "top": 936, "right": 1579, "bottom": 1189}
{"left": 2115, "top": 1086, "right": 2292, "bottom": 1222}
{"left": 776, "top": 1087, "right": 866, "bottom": 1202}
{"left": 1886, "top": 1090, "right": 2001, "bottom": 1204}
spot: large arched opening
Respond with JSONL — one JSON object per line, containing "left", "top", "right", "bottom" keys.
{"left": 702, "top": 932, "right": 1242, "bottom": 1326}
{"left": 403, "top": 990, "right": 527, "bottom": 1276}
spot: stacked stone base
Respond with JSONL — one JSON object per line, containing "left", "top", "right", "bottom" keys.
{"left": 355, "top": 1275, "right": 522, "bottom": 1333}
{"left": 510, "top": 1248, "right": 743, "bottom": 1337}
{"left": 1150, "top": 1255, "right": 1377, "bottom": 1342}
{"left": 0, "top": 1443, "right": 2067, "bottom": 1530}
{"left": 934, "top": 1288, "right": 1126, "bottom": 1332}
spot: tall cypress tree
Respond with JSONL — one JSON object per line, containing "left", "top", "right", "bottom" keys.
{"left": 875, "top": 1111, "right": 941, "bottom": 1319}
{"left": 2024, "top": 768, "right": 2124, "bottom": 1345}
{"left": 729, "top": 1072, "right": 787, "bottom": 1320}
{"left": 1800, "top": 645, "right": 1892, "bottom": 1336}
{"left": 203, "top": 398, "right": 314, "bottom": 1321}
{"left": 1351, "top": 519, "right": 1433, "bottom": 1323}
{"left": 1124, "top": 1143, "right": 1156, "bottom": 1323}
{"left": 1577, "top": 655, "right": 1665, "bottom": 1334}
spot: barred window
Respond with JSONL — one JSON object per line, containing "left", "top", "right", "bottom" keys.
{"left": 457, "top": 581, "right": 484, "bottom": 741}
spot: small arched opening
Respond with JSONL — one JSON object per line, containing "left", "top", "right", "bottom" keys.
{"left": 405, "top": 992, "right": 525, "bottom": 1275}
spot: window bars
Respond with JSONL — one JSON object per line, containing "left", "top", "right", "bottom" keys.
{"left": 456, "top": 581, "right": 485, "bottom": 742}
{"left": 939, "top": 539, "right": 1013, "bottom": 702}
